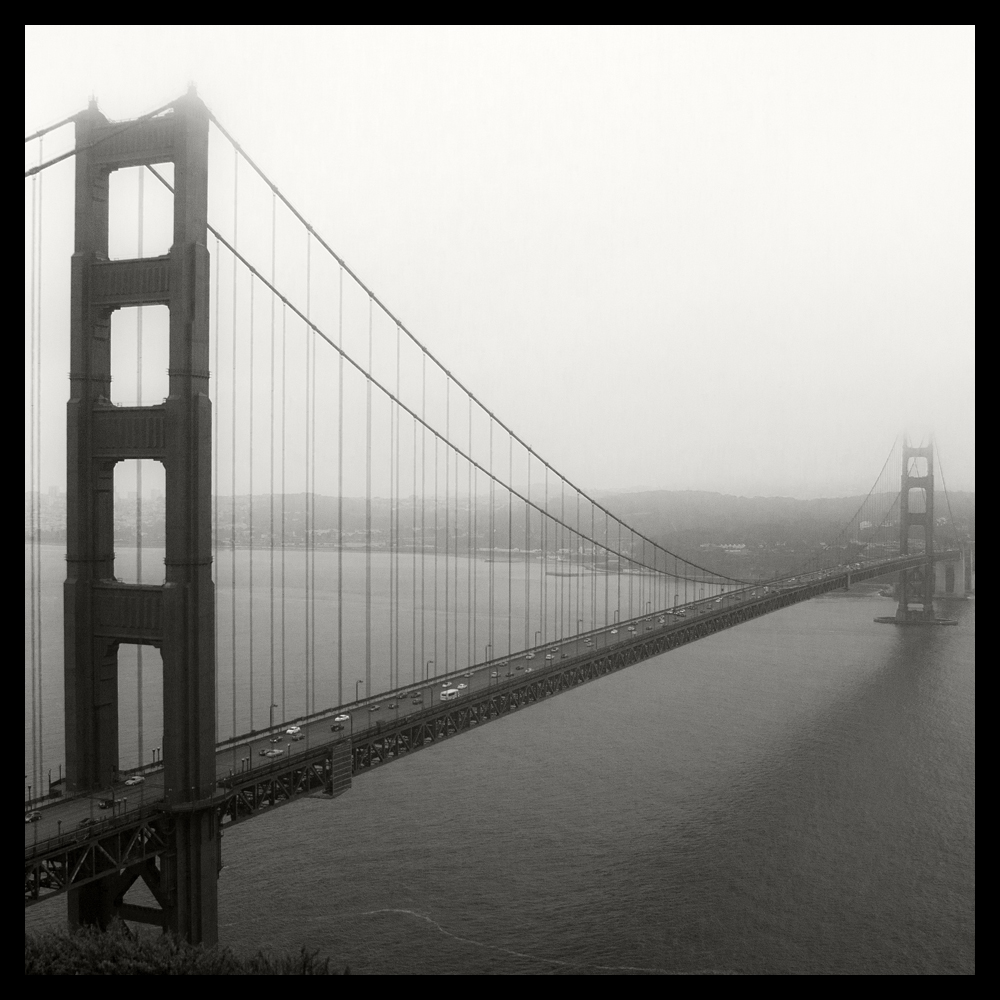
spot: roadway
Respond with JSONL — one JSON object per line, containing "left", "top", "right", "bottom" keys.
{"left": 24, "top": 562, "right": 887, "bottom": 853}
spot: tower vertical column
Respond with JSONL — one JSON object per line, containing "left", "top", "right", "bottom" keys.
{"left": 159, "top": 90, "right": 218, "bottom": 944}
{"left": 896, "top": 442, "right": 935, "bottom": 621}
{"left": 63, "top": 91, "right": 218, "bottom": 943}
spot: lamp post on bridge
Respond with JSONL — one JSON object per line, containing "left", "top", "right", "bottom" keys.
{"left": 356, "top": 679, "right": 364, "bottom": 703}
{"left": 269, "top": 702, "right": 278, "bottom": 731}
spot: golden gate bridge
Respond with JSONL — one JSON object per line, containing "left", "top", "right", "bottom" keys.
{"left": 24, "top": 90, "right": 970, "bottom": 942}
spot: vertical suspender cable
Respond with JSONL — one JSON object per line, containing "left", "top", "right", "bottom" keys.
{"left": 420, "top": 355, "right": 426, "bottom": 680}
{"left": 281, "top": 302, "right": 288, "bottom": 716}
{"left": 412, "top": 414, "right": 417, "bottom": 684}
{"left": 214, "top": 234, "right": 221, "bottom": 735}
{"left": 248, "top": 274, "right": 255, "bottom": 727}
{"left": 395, "top": 326, "right": 402, "bottom": 690}
{"left": 337, "top": 267, "right": 344, "bottom": 706}
{"left": 36, "top": 143, "right": 45, "bottom": 788}
{"left": 525, "top": 455, "right": 531, "bottom": 649}
{"left": 468, "top": 397, "right": 473, "bottom": 666}
{"left": 366, "top": 296, "right": 373, "bottom": 698}
{"left": 489, "top": 417, "right": 494, "bottom": 660}
{"left": 604, "top": 511, "right": 609, "bottom": 627}
{"left": 389, "top": 351, "right": 395, "bottom": 691}
{"left": 309, "top": 244, "right": 317, "bottom": 711}
{"left": 28, "top": 167, "right": 38, "bottom": 796}
{"left": 576, "top": 492, "right": 581, "bottom": 633}
{"left": 136, "top": 167, "right": 144, "bottom": 763}
{"left": 454, "top": 407, "right": 460, "bottom": 667}
{"left": 542, "top": 468, "right": 548, "bottom": 644}
{"left": 617, "top": 521, "right": 622, "bottom": 622}
{"left": 230, "top": 151, "right": 239, "bottom": 737}
{"left": 445, "top": 382, "right": 450, "bottom": 674}
{"left": 434, "top": 434, "right": 439, "bottom": 676}
{"left": 269, "top": 193, "right": 276, "bottom": 724}
{"left": 304, "top": 235, "right": 312, "bottom": 714}
{"left": 629, "top": 530, "right": 634, "bottom": 618}
{"left": 508, "top": 436, "right": 513, "bottom": 656}
{"left": 472, "top": 407, "right": 477, "bottom": 666}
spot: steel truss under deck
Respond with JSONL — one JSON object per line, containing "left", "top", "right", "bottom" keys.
{"left": 26, "top": 742, "right": 352, "bottom": 909}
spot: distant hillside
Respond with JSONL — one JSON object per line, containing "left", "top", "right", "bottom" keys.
{"left": 593, "top": 489, "right": 975, "bottom": 577}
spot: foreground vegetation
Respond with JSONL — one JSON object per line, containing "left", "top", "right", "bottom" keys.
{"left": 25, "top": 924, "right": 347, "bottom": 975}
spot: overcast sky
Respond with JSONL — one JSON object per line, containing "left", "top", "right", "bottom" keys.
{"left": 25, "top": 26, "right": 975, "bottom": 498}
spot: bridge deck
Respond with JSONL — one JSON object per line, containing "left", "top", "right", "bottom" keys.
{"left": 25, "top": 556, "right": 930, "bottom": 905}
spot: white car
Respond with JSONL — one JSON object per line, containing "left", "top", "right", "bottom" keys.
{"left": 611, "top": 628, "right": 618, "bottom": 634}
{"left": 525, "top": 653, "right": 535, "bottom": 660}
{"left": 286, "top": 726, "right": 301, "bottom": 735}
{"left": 334, "top": 714, "right": 349, "bottom": 722}
{"left": 545, "top": 654, "right": 555, "bottom": 661}
{"left": 457, "top": 683, "right": 468, "bottom": 690}
{"left": 124, "top": 775, "right": 145, "bottom": 786}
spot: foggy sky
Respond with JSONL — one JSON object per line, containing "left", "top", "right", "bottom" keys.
{"left": 24, "top": 26, "right": 975, "bottom": 498}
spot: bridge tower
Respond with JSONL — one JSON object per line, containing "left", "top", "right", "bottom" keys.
{"left": 64, "top": 91, "right": 218, "bottom": 942}
{"left": 895, "top": 441, "right": 935, "bottom": 621}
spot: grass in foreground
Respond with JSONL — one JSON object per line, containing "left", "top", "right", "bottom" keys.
{"left": 25, "top": 923, "right": 348, "bottom": 975}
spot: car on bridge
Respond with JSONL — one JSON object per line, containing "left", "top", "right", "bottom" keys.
{"left": 75, "top": 818, "right": 98, "bottom": 840}
{"left": 330, "top": 724, "right": 345, "bottom": 732}
{"left": 286, "top": 726, "right": 302, "bottom": 735}
{"left": 334, "top": 714, "right": 350, "bottom": 722}
{"left": 124, "top": 775, "right": 145, "bottom": 786}
{"left": 25, "top": 810, "right": 42, "bottom": 823}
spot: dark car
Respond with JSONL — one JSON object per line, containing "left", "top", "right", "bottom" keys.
{"left": 330, "top": 724, "right": 345, "bottom": 732}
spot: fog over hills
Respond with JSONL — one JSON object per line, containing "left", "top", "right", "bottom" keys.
{"left": 26, "top": 487, "right": 973, "bottom": 581}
